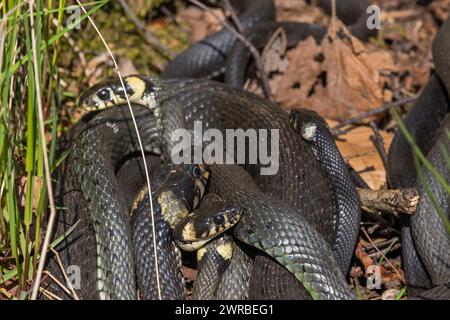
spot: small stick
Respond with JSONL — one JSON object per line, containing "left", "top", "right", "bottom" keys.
{"left": 188, "top": 0, "right": 273, "bottom": 100}
{"left": 358, "top": 187, "right": 419, "bottom": 215}
{"left": 369, "top": 121, "right": 388, "bottom": 171}
{"left": 361, "top": 227, "right": 405, "bottom": 283}
{"left": 222, "top": 0, "right": 245, "bottom": 33}
{"left": 160, "top": 6, "right": 190, "bottom": 33}
{"left": 331, "top": 96, "right": 418, "bottom": 136}
{"left": 117, "top": 0, "right": 176, "bottom": 59}
{"left": 51, "top": 248, "right": 80, "bottom": 300}
{"left": 42, "top": 271, "right": 74, "bottom": 299}
{"left": 368, "top": 243, "right": 401, "bottom": 259}
{"left": 363, "top": 237, "right": 399, "bottom": 251}
{"left": 39, "top": 287, "right": 62, "bottom": 301}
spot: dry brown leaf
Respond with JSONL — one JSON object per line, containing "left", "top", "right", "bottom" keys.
{"left": 118, "top": 57, "right": 139, "bottom": 77}
{"left": 178, "top": 6, "right": 224, "bottom": 43}
{"left": 276, "top": 21, "right": 394, "bottom": 121}
{"left": 275, "top": 0, "right": 329, "bottom": 24}
{"left": 85, "top": 52, "right": 111, "bottom": 86}
{"left": 326, "top": 119, "right": 393, "bottom": 189}
{"left": 275, "top": 36, "right": 322, "bottom": 107}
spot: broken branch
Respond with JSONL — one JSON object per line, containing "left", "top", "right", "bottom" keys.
{"left": 358, "top": 187, "right": 419, "bottom": 215}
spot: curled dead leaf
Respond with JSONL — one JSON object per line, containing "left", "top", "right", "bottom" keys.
{"left": 276, "top": 21, "right": 394, "bottom": 121}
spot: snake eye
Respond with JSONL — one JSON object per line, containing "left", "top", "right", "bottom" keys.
{"left": 97, "top": 88, "right": 110, "bottom": 101}
{"left": 213, "top": 213, "right": 225, "bottom": 226}
{"left": 192, "top": 165, "right": 202, "bottom": 177}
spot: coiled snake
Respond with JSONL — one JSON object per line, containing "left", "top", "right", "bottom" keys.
{"left": 45, "top": 0, "right": 449, "bottom": 300}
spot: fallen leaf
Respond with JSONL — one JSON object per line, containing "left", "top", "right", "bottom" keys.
{"left": 177, "top": 6, "right": 224, "bottom": 43}
{"left": 326, "top": 119, "right": 393, "bottom": 189}
{"left": 275, "top": 0, "right": 329, "bottom": 24}
{"left": 118, "top": 57, "right": 139, "bottom": 76}
{"left": 276, "top": 21, "right": 394, "bottom": 121}
{"left": 275, "top": 36, "right": 322, "bottom": 108}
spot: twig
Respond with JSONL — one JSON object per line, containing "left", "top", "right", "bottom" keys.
{"left": 29, "top": 0, "right": 58, "bottom": 300}
{"left": 188, "top": 0, "right": 273, "bottom": 100}
{"left": 50, "top": 248, "right": 79, "bottom": 300}
{"left": 42, "top": 271, "right": 73, "bottom": 299}
{"left": 117, "top": 0, "right": 175, "bottom": 59}
{"left": 331, "top": 96, "right": 418, "bottom": 136}
{"left": 363, "top": 237, "right": 399, "bottom": 251}
{"left": 222, "top": 0, "right": 245, "bottom": 33}
{"left": 39, "top": 287, "right": 62, "bottom": 300}
{"left": 358, "top": 187, "right": 419, "bottom": 215}
{"left": 369, "top": 121, "right": 388, "bottom": 171}
{"left": 368, "top": 243, "right": 401, "bottom": 259}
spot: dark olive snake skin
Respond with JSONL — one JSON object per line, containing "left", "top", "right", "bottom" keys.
{"left": 411, "top": 114, "right": 450, "bottom": 286}
{"left": 131, "top": 190, "right": 185, "bottom": 300}
{"left": 162, "top": 0, "right": 376, "bottom": 299}
{"left": 388, "top": 14, "right": 450, "bottom": 296}
{"left": 290, "top": 109, "right": 361, "bottom": 275}
{"left": 78, "top": 75, "right": 357, "bottom": 299}
{"left": 162, "top": 0, "right": 275, "bottom": 79}
{"left": 130, "top": 163, "right": 206, "bottom": 300}
{"left": 206, "top": 164, "right": 353, "bottom": 299}
{"left": 192, "top": 234, "right": 234, "bottom": 300}
{"left": 45, "top": 106, "right": 159, "bottom": 299}
{"left": 215, "top": 240, "right": 254, "bottom": 300}
{"left": 48, "top": 0, "right": 449, "bottom": 300}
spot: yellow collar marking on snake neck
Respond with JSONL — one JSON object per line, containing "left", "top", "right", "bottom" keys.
{"left": 197, "top": 247, "right": 207, "bottom": 261}
{"left": 181, "top": 221, "right": 197, "bottom": 241}
{"left": 216, "top": 242, "right": 233, "bottom": 260}
{"left": 125, "top": 76, "right": 146, "bottom": 102}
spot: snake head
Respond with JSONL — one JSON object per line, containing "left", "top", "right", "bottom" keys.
{"left": 78, "top": 75, "right": 156, "bottom": 111}
{"left": 289, "top": 108, "right": 329, "bottom": 143}
{"left": 173, "top": 195, "right": 243, "bottom": 251}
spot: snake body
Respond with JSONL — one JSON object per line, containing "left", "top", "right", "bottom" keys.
{"left": 50, "top": 0, "right": 450, "bottom": 300}
{"left": 161, "top": 0, "right": 376, "bottom": 299}
{"left": 290, "top": 109, "right": 361, "bottom": 275}
{"left": 192, "top": 234, "right": 234, "bottom": 300}
{"left": 130, "top": 163, "right": 209, "bottom": 300}
{"left": 164, "top": 0, "right": 377, "bottom": 84}
{"left": 225, "top": 3, "right": 377, "bottom": 88}
{"left": 411, "top": 114, "right": 450, "bottom": 286}
{"left": 162, "top": 0, "right": 275, "bottom": 79}
{"left": 78, "top": 75, "right": 359, "bottom": 299}
{"left": 47, "top": 106, "right": 159, "bottom": 299}
{"left": 388, "top": 15, "right": 450, "bottom": 295}
{"left": 215, "top": 241, "right": 254, "bottom": 300}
